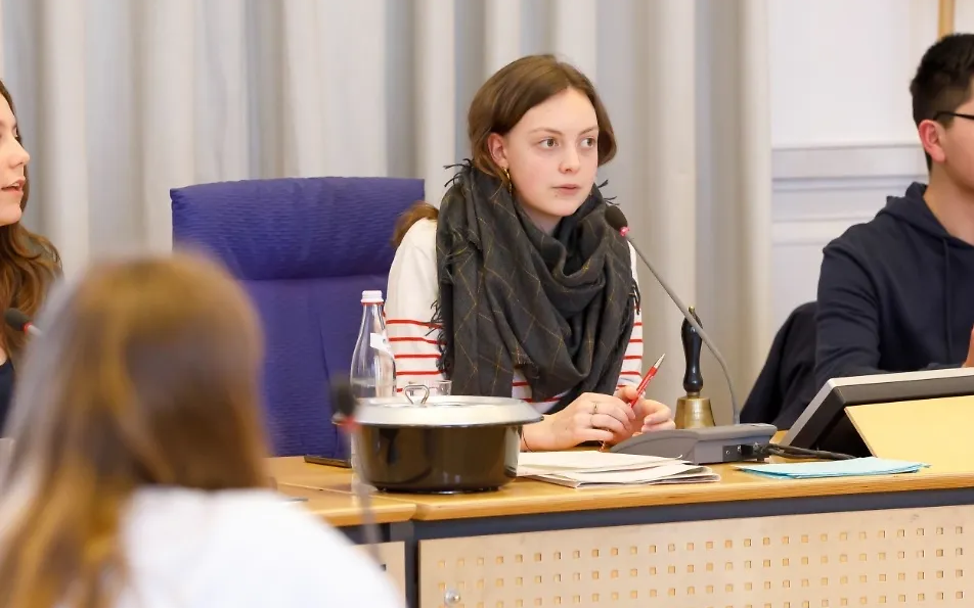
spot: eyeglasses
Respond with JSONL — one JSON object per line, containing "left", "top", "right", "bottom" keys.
{"left": 933, "top": 110, "right": 974, "bottom": 122}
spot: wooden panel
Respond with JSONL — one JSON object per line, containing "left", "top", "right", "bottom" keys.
{"left": 368, "top": 541, "right": 407, "bottom": 596}
{"left": 847, "top": 396, "right": 974, "bottom": 471}
{"left": 419, "top": 505, "right": 973, "bottom": 607}
{"left": 266, "top": 453, "right": 974, "bottom": 523}
{"left": 298, "top": 466, "right": 974, "bottom": 521}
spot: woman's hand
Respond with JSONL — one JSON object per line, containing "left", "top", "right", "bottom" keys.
{"left": 522, "top": 392, "right": 636, "bottom": 451}
{"left": 614, "top": 385, "right": 675, "bottom": 433}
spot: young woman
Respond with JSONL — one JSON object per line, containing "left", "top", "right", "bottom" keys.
{"left": 0, "top": 254, "right": 402, "bottom": 608}
{"left": 386, "top": 54, "right": 675, "bottom": 451}
{"left": 0, "top": 79, "right": 60, "bottom": 431}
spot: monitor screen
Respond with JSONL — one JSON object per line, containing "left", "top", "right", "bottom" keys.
{"left": 780, "top": 367, "right": 974, "bottom": 456}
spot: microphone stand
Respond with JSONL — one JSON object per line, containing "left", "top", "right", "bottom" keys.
{"left": 343, "top": 423, "right": 382, "bottom": 566}
{"left": 331, "top": 379, "right": 382, "bottom": 567}
{"left": 626, "top": 240, "right": 741, "bottom": 422}
{"left": 604, "top": 207, "right": 776, "bottom": 465}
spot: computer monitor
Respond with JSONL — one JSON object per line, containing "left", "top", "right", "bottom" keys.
{"left": 780, "top": 367, "right": 974, "bottom": 456}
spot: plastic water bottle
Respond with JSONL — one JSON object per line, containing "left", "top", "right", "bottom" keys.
{"left": 349, "top": 290, "right": 397, "bottom": 475}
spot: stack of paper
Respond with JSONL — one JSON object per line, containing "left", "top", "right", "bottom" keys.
{"left": 517, "top": 451, "right": 720, "bottom": 489}
{"left": 735, "top": 457, "right": 929, "bottom": 479}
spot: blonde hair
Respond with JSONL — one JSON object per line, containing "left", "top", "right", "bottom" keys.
{"left": 0, "top": 252, "right": 270, "bottom": 608}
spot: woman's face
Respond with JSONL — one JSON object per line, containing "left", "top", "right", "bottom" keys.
{"left": 488, "top": 87, "right": 600, "bottom": 234}
{"left": 0, "top": 96, "right": 28, "bottom": 226}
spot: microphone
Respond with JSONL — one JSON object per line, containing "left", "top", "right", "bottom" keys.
{"left": 3, "top": 309, "right": 40, "bottom": 337}
{"left": 330, "top": 378, "right": 382, "bottom": 567}
{"left": 605, "top": 205, "right": 741, "bottom": 423}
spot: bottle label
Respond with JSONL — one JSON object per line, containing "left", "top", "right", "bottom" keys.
{"left": 370, "top": 332, "right": 395, "bottom": 358}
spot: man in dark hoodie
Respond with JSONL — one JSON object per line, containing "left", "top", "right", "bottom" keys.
{"left": 815, "top": 33, "right": 974, "bottom": 393}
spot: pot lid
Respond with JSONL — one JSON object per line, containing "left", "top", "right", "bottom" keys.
{"left": 351, "top": 385, "right": 543, "bottom": 427}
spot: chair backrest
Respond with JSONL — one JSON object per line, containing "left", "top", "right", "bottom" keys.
{"left": 171, "top": 177, "right": 424, "bottom": 457}
{"left": 741, "top": 300, "right": 818, "bottom": 429}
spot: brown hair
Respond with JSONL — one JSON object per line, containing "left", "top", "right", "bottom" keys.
{"left": 0, "top": 79, "right": 60, "bottom": 359}
{"left": 392, "top": 54, "right": 617, "bottom": 247}
{"left": 0, "top": 252, "right": 270, "bottom": 608}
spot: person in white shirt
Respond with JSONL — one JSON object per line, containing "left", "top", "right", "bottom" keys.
{"left": 387, "top": 54, "right": 675, "bottom": 452}
{"left": 0, "top": 253, "right": 402, "bottom": 608}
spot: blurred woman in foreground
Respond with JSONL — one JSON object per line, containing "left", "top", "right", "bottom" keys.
{"left": 0, "top": 253, "right": 401, "bottom": 608}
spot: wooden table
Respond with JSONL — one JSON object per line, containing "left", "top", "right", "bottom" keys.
{"left": 268, "top": 455, "right": 354, "bottom": 487}
{"left": 272, "top": 455, "right": 974, "bottom": 608}
{"left": 276, "top": 483, "right": 414, "bottom": 527}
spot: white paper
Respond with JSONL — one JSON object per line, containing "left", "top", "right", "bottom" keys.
{"left": 517, "top": 451, "right": 678, "bottom": 474}
{"left": 526, "top": 463, "right": 720, "bottom": 488}
{"left": 516, "top": 450, "right": 720, "bottom": 488}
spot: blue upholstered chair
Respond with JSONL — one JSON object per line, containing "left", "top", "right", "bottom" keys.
{"left": 171, "top": 176, "right": 424, "bottom": 457}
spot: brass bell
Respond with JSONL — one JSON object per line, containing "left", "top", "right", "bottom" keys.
{"left": 675, "top": 307, "right": 715, "bottom": 429}
{"left": 675, "top": 393, "right": 715, "bottom": 429}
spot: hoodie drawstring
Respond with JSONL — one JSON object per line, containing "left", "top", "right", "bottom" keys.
{"left": 944, "top": 239, "right": 953, "bottom": 360}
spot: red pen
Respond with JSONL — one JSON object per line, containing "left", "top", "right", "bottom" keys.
{"left": 599, "top": 353, "right": 665, "bottom": 451}
{"left": 628, "top": 353, "right": 666, "bottom": 407}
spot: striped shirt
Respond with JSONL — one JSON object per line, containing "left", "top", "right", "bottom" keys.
{"left": 384, "top": 218, "right": 644, "bottom": 413}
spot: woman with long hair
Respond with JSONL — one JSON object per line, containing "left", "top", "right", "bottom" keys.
{"left": 0, "top": 253, "right": 401, "bottom": 608}
{"left": 0, "top": 79, "right": 60, "bottom": 430}
{"left": 387, "top": 54, "right": 675, "bottom": 451}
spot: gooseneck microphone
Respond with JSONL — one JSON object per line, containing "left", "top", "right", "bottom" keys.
{"left": 3, "top": 309, "right": 41, "bottom": 337}
{"left": 605, "top": 206, "right": 741, "bottom": 423}
{"left": 330, "top": 378, "right": 382, "bottom": 567}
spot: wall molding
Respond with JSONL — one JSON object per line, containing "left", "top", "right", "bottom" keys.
{"left": 770, "top": 142, "right": 926, "bottom": 229}
{"left": 771, "top": 219, "right": 870, "bottom": 246}
{"left": 772, "top": 142, "right": 925, "bottom": 182}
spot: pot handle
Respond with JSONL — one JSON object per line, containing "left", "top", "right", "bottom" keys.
{"left": 403, "top": 383, "right": 431, "bottom": 405}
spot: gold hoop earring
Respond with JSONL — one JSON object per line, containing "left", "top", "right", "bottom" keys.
{"left": 503, "top": 168, "right": 512, "bottom": 194}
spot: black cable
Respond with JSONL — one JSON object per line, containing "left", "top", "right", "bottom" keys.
{"left": 752, "top": 442, "right": 857, "bottom": 461}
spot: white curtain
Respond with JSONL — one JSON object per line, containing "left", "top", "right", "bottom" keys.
{"left": 0, "top": 0, "right": 772, "bottom": 424}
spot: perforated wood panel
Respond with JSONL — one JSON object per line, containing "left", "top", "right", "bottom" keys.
{"left": 362, "top": 541, "right": 407, "bottom": 595}
{"left": 419, "top": 505, "right": 973, "bottom": 608}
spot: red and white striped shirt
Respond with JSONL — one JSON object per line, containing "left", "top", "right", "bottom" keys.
{"left": 384, "top": 218, "right": 644, "bottom": 413}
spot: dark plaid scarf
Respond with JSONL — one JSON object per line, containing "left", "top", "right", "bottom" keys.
{"left": 432, "top": 164, "right": 638, "bottom": 412}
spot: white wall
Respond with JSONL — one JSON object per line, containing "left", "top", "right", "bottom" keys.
{"left": 770, "top": 0, "right": 943, "bottom": 149}
{"left": 767, "top": 0, "right": 971, "bottom": 331}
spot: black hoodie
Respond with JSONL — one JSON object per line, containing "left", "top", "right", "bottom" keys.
{"left": 815, "top": 182, "right": 974, "bottom": 390}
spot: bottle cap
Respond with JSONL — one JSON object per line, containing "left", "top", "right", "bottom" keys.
{"left": 361, "top": 290, "right": 384, "bottom": 304}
